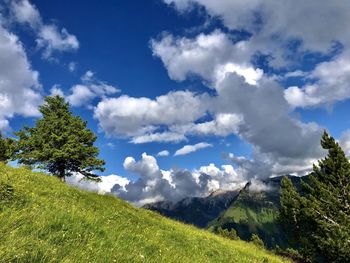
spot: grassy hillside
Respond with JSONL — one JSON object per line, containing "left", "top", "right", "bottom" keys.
{"left": 0, "top": 164, "right": 290, "bottom": 263}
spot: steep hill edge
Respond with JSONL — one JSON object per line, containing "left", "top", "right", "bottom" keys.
{"left": 0, "top": 164, "right": 290, "bottom": 262}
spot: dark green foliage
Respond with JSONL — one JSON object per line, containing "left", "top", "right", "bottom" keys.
{"left": 217, "top": 226, "right": 240, "bottom": 240}
{"left": 250, "top": 233, "right": 265, "bottom": 248}
{"left": 279, "top": 177, "right": 303, "bottom": 246}
{"left": 15, "top": 96, "right": 105, "bottom": 181}
{"left": 280, "top": 131, "right": 350, "bottom": 262}
{"left": 0, "top": 133, "right": 16, "bottom": 163}
{"left": 275, "top": 247, "right": 304, "bottom": 263}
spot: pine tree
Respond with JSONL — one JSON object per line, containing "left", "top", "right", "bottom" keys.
{"left": 0, "top": 133, "right": 15, "bottom": 163}
{"left": 280, "top": 131, "right": 350, "bottom": 262}
{"left": 279, "top": 177, "right": 303, "bottom": 245}
{"left": 15, "top": 96, "right": 105, "bottom": 182}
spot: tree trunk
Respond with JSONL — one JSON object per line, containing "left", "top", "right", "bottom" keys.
{"left": 59, "top": 176, "right": 65, "bottom": 182}
{"left": 59, "top": 164, "right": 65, "bottom": 182}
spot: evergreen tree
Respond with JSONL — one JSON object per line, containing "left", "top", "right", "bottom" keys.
{"left": 279, "top": 177, "right": 303, "bottom": 246}
{"left": 0, "top": 133, "right": 15, "bottom": 163}
{"left": 15, "top": 96, "right": 105, "bottom": 182}
{"left": 280, "top": 131, "right": 350, "bottom": 262}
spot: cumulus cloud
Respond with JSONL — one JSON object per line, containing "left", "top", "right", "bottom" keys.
{"left": 9, "top": 0, "right": 79, "bottom": 58}
{"left": 165, "top": 0, "right": 350, "bottom": 56}
{"left": 0, "top": 22, "right": 42, "bottom": 131}
{"left": 151, "top": 28, "right": 325, "bottom": 178}
{"left": 67, "top": 71, "right": 120, "bottom": 107}
{"left": 151, "top": 30, "right": 261, "bottom": 85}
{"left": 106, "top": 151, "right": 312, "bottom": 205}
{"left": 66, "top": 173, "right": 129, "bottom": 195}
{"left": 94, "top": 90, "right": 208, "bottom": 141}
{"left": 174, "top": 142, "right": 212, "bottom": 156}
{"left": 285, "top": 52, "right": 350, "bottom": 108}
{"left": 162, "top": 0, "right": 350, "bottom": 109}
{"left": 94, "top": 89, "right": 245, "bottom": 143}
{"left": 111, "top": 153, "right": 245, "bottom": 206}
{"left": 193, "top": 163, "right": 246, "bottom": 191}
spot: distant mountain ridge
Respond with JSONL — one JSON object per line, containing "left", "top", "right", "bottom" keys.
{"left": 143, "top": 188, "right": 240, "bottom": 228}
{"left": 144, "top": 175, "right": 307, "bottom": 248}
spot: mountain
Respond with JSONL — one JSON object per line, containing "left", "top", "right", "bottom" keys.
{"left": 143, "top": 189, "right": 240, "bottom": 228}
{"left": 0, "top": 163, "right": 289, "bottom": 262}
{"left": 144, "top": 175, "right": 307, "bottom": 249}
{"left": 210, "top": 176, "right": 307, "bottom": 248}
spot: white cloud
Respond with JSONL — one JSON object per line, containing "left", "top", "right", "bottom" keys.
{"left": 172, "top": 113, "right": 243, "bottom": 137}
{"left": 109, "top": 150, "right": 316, "bottom": 205}
{"left": 66, "top": 173, "right": 129, "bottom": 195}
{"left": 284, "top": 70, "right": 308, "bottom": 78}
{"left": 193, "top": 163, "right": 246, "bottom": 191}
{"left": 248, "top": 179, "right": 274, "bottom": 193}
{"left": 112, "top": 153, "right": 246, "bottom": 205}
{"left": 131, "top": 132, "right": 186, "bottom": 144}
{"left": 9, "top": 0, "right": 40, "bottom": 27}
{"left": 37, "top": 25, "right": 79, "bottom": 58}
{"left": 9, "top": 0, "right": 79, "bottom": 58}
{"left": 151, "top": 30, "right": 260, "bottom": 85}
{"left": 285, "top": 53, "right": 350, "bottom": 108}
{"left": 68, "top": 84, "right": 95, "bottom": 107}
{"left": 165, "top": 0, "right": 350, "bottom": 56}
{"left": 94, "top": 90, "right": 208, "bottom": 140}
{"left": 0, "top": 22, "right": 42, "bottom": 131}
{"left": 174, "top": 142, "right": 212, "bottom": 156}
{"left": 67, "top": 71, "right": 120, "bottom": 107}
{"left": 151, "top": 28, "right": 325, "bottom": 177}
{"left": 94, "top": 87, "right": 247, "bottom": 143}
{"left": 157, "top": 150, "right": 170, "bottom": 157}
{"left": 162, "top": 1, "right": 350, "bottom": 109}
{"left": 50, "top": 85, "right": 64, "bottom": 97}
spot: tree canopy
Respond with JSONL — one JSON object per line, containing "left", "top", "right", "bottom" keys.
{"left": 280, "top": 131, "right": 350, "bottom": 262}
{"left": 0, "top": 133, "right": 15, "bottom": 163}
{"left": 15, "top": 96, "right": 105, "bottom": 181}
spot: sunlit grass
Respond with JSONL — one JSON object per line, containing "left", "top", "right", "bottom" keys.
{"left": 0, "top": 163, "right": 291, "bottom": 262}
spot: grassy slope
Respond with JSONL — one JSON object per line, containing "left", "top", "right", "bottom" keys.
{"left": 0, "top": 164, "right": 290, "bottom": 263}
{"left": 208, "top": 189, "right": 285, "bottom": 249}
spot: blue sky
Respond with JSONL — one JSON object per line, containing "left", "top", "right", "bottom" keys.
{"left": 1, "top": 0, "right": 350, "bottom": 205}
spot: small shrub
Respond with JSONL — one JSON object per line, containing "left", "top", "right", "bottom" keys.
{"left": 250, "top": 233, "right": 265, "bottom": 248}
{"left": 276, "top": 247, "right": 304, "bottom": 263}
{"left": 217, "top": 227, "right": 240, "bottom": 240}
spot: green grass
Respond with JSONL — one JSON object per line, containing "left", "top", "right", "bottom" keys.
{"left": 0, "top": 164, "right": 291, "bottom": 262}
